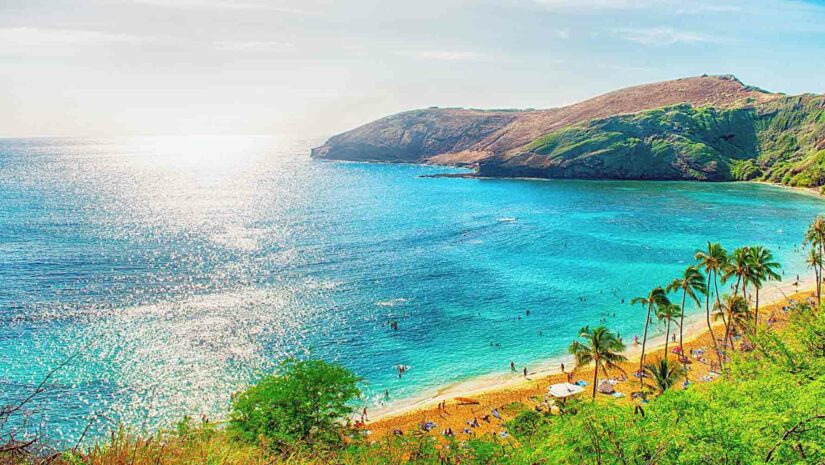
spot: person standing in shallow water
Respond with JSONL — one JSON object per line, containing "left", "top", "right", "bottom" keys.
{"left": 523, "top": 367, "right": 527, "bottom": 377}
{"left": 510, "top": 361, "right": 516, "bottom": 372}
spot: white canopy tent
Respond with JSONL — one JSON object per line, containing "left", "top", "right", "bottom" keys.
{"left": 548, "top": 383, "right": 584, "bottom": 399}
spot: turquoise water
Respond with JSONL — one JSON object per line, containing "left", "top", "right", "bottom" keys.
{"left": 0, "top": 135, "right": 822, "bottom": 442}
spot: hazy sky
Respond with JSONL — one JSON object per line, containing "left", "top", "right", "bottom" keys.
{"left": 2, "top": 0, "right": 824, "bottom": 137}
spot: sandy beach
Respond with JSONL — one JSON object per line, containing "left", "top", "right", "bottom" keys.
{"left": 362, "top": 275, "right": 815, "bottom": 438}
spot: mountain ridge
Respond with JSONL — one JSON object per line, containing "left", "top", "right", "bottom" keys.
{"left": 312, "top": 75, "right": 825, "bottom": 187}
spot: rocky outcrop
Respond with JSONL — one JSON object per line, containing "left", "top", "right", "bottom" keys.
{"left": 309, "top": 108, "right": 520, "bottom": 163}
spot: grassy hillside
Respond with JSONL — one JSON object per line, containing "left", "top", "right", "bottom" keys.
{"left": 482, "top": 95, "right": 825, "bottom": 186}
{"left": 757, "top": 95, "right": 825, "bottom": 186}
{"left": 516, "top": 104, "right": 759, "bottom": 180}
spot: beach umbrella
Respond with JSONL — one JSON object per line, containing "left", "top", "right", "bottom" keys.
{"left": 597, "top": 380, "right": 615, "bottom": 394}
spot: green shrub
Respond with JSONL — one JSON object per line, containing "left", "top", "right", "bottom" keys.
{"left": 507, "top": 410, "right": 546, "bottom": 439}
{"left": 229, "top": 359, "right": 361, "bottom": 449}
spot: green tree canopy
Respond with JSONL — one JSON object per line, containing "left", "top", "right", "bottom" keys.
{"left": 229, "top": 359, "right": 361, "bottom": 449}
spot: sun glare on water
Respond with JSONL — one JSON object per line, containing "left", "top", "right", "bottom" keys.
{"left": 119, "top": 135, "right": 272, "bottom": 181}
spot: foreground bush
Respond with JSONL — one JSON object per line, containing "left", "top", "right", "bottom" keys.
{"left": 228, "top": 359, "right": 361, "bottom": 450}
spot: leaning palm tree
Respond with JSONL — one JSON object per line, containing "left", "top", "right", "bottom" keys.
{"left": 666, "top": 265, "right": 706, "bottom": 357}
{"left": 643, "top": 358, "right": 682, "bottom": 394}
{"left": 804, "top": 216, "right": 825, "bottom": 305}
{"left": 630, "top": 287, "right": 670, "bottom": 388}
{"left": 655, "top": 303, "right": 682, "bottom": 358}
{"left": 748, "top": 246, "right": 781, "bottom": 326}
{"left": 695, "top": 242, "right": 728, "bottom": 367}
{"left": 568, "top": 326, "right": 627, "bottom": 399}
{"left": 713, "top": 294, "right": 752, "bottom": 346}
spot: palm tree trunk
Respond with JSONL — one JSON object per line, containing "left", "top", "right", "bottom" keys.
{"left": 639, "top": 304, "right": 652, "bottom": 390}
{"left": 713, "top": 274, "right": 727, "bottom": 331}
{"left": 707, "top": 272, "right": 724, "bottom": 369}
{"left": 755, "top": 286, "right": 760, "bottom": 327}
{"left": 664, "top": 318, "right": 671, "bottom": 358}
{"left": 816, "top": 238, "right": 822, "bottom": 307}
{"left": 716, "top": 274, "right": 730, "bottom": 349}
{"left": 592, "top": 362, "right": 599, "bottom": 399}
{"left": 679, "top": 289, "right": 687, "bottom": 355}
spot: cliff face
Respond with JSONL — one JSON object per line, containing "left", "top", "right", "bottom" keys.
{"left": 309, "top": 108, "right": 521, "bottom": 163}
{"left": 312, "top": 75, "right": 825, "bottom": 187}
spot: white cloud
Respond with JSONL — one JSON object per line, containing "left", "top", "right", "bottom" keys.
{"left": 613, "top": 27, "right": 716, "bottom": 45}
{"left": 532, "top": 0, "right": 659, "bottom": 12}
{"left": 130, "top": 0, "right": 308, "bottom": 13}
{"left": 213, "top": 40, "right": 295, "bottom": 52}
{"left": 532, "top": 0, "right": 744, "bottom": 15}
{"left": 675, "top": 3, "right": 742, "bottom": 14}
{"left": 0, "top": 27, "right": 144, "bottom": 46}
{"left": 393, "top": 50, "right": 495, "bottom": 62}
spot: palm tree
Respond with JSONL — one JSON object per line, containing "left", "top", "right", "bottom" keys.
{"left": 630, "top": 287, "right": 670, "bottom": 388}
{"left": 804, "top": 216, "right": 825, "bottom": 305}
{"left": 807, "top": 248, "right": 822, "bottom": 305}
{"left": 695, "top": 242, "right": 728, "bottom": 367}
{"left": 748, "top": 246, "right": 781, "bottom": 326}
{"left": 723, "top": 246, "right": 753, "bottom": 300}
{"left": 655, "top": 303, "right": 682, "bottom": 358}
{"left": 713, "top": 294, "right": 751, "bottom": 345}
{"left": 666, "top": 265, "right": 706, "bottom": 358}
{"left": 643, "top": 358, "right": 682, "bottom": 394}
{"left": 568, "top": 326, "right": 627, "bottom": 398}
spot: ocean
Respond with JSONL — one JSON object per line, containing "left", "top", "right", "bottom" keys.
{"left": 0, "top": 135, "right": 821, "bottom": 442}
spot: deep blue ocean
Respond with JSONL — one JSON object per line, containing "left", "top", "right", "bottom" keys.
{"left": 1, "top": 136, "right": 822, "bottom": 442}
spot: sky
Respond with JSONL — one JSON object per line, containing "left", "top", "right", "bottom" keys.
{"left": 1, "top": 0, "right": 824, "bottom": 138}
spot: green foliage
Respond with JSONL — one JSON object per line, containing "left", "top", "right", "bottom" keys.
{"left": 517, "top": 94, "right": 825, "bottom": 185}
{"left": 731, "top": 159, "right": 762, "bottom": 180}
{"left": 507, "top": 410, "right": 548, "bottom": 439}
{"left": 228, "top": 359, "right": 361, "bottom": 449}
{"left": 643, "top": 358, "right": 682, "bottom": 394}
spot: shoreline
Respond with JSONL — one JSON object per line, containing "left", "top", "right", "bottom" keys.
{"left": 364, "top": 274, "right": 815, "bottom": 432}
{"left": 314, "top": 156, "right": 823, "bottom": 198}
{"left": 749, "top": 180, "right": 823, "bottom": 198}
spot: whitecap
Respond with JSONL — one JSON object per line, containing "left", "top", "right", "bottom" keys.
{"left": 375, "top": 298, "right": 409, "bottom": 307}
